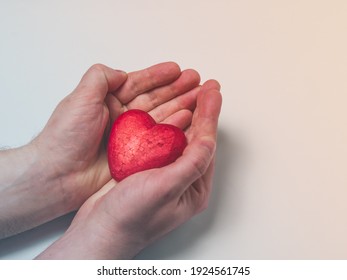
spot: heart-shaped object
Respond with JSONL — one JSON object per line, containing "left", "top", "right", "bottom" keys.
{"left": 107, "top": 109, "right": 187, "bottom": 181}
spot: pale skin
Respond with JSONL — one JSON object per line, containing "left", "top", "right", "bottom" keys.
{"left": 0, "top": 62, "right": 222, "bottom": 259}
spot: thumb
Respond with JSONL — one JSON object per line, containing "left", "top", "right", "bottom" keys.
{"left": 73, "top": 64, "right": 128, "bottom": 102}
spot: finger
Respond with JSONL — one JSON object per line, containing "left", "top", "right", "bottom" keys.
{"left": 73, "top": 64, "right": 128, "bottom": 102}
{"left": 114, "top": 62, "right": 181, "bottom": 104}
{"left": 155, "top": 84, "right": 222, "bottom": 193}
{"left": 189, "top": 156, "right": 216, "bottom": 214}
{"left": 105, "top": 86, "right": 197, "bottom": 135}
{"left": 105, "top": 93, "right": 123, "bottom": 125}
{"left": 160, "top": 109, "right": 193, "bottom": 130}
{"left": 72, "top": 179, "right": 117, "bottom": 219}
{"left": 201, "top": 79, "right": 221, "bottom": 91}
{"left": 194, "top": 82, "right": 222, "bottom": 136}
{"left": 149, "top": 85, "right": 200, "bottom": 123}
{"left": 127, "top": 69, "right": 200, "bottom": 112}
{"left": 175, "top": 159, "right": 216, "bottom": 220}
{"left": 85, "top": 179, "right": 116, "bottom": 205}
{"left": 187, "top": 80, "right": 222, "bottom": 142}
{"left": 200, "top": 156, "right": 216, "bottom": 203}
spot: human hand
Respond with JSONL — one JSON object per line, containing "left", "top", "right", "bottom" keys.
{"left": 31, "top": 62, "right": 201, "bottom": 213}
{"left": 36, "top": 79, "right": 222, "bottom": 259}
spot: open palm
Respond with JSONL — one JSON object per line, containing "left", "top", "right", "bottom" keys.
{"left": 37, "top": 79, "right": 222, "bottom": 259}
{"left": 33, "top": 62, "right": 201, "bottom": 211}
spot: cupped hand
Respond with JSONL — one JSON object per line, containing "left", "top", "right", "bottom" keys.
{"left": 36, "top": 79, "right": 222, "bottom": 259}
{"left": 31, "top": 62, "right": 201, "bottom": 212}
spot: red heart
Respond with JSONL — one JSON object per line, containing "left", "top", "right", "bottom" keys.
{"left": 107, "top": 109, "right": 187, "bottom": 181}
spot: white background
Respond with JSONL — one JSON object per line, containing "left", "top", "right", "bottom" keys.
{"left": 1, "top": 0, "right": 347, "bottom": 259}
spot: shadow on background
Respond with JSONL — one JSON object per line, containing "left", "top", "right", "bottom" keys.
{"left": 136, "top": 128, "right": 238, "bottom": 259}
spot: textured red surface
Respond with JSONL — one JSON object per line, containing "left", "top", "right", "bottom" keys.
{"left": 107, "top": 109, "right": 187, "bottom": 181}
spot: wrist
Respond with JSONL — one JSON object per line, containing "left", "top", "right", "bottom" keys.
{"left": 0, "top": 142, "right": 71, "bottom": 238}
{"left": 29, "top": 139, "right": 76, "bottom": 211}
{"left": 36, "top": 215, "right": 144, "bottom": 259}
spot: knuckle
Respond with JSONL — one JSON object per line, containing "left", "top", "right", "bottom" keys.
{"left": 127, "top": 75, "right": 141, "bottom": 94}
{"left": 90, "top": 63, "right": 105, "bottom": 71}
{"left": 152, "top": 108, "right": 165, "bottom": 123}
{"left": 86, "top": 64, "right": 108, "bottom": 79}
{"left": 128, "top": 68, "right": 151, "bottom": 94}
{"left": 146, "top": 92, "right": 160, "bottom": 108}
{"left": 190, "top": 138, "right": 216, "bottom": 177}
{"left": 191, "top": 155, "right": 208, "bottom": 178}
{"left": 192, "top": 184, "right": 210, "bottom": 214}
